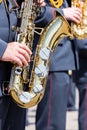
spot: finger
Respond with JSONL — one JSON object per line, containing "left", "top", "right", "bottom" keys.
{"left": 13, "top": 57, "right": 23, "bottom": 66}
{"left": 19, "top": 44, "right": 32, "bottom": 55}
{"left": 69, "top": 14, "right": 79, "bottom": 23}
{"left": 35, "top": 0, "right": 43, "bottom": 4}
{"left": 39, "top": 2, "right": 46, "bottom": 6}
{"left": 36, "top": 0, "right": 46, "bottom": 6}
{"left": 17, "top": 54, "right": 29, "bottom": 66}
{"left": 69, "top": 10, "right": 82, "bottom": 23}
{"left": 74, "top": 10, "right": 82, "bottom": 19}
{"left": 73, "top": 8, "right": 82, "bottom": 18}
{"left": 73, "top": 13, "right": 82, "bottom": 23}
{"left": 18, "top": 48, "right": 30, "bottom": 62}
{"left": 72, "top": 18, "right": 80, "bottom": 24}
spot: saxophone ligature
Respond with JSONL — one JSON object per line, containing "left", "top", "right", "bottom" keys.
{"left": 8, "top": 0, "right": 73, "bottom": 108}
{"left": 71, "top": 0, "right": 87, "bottom": 39}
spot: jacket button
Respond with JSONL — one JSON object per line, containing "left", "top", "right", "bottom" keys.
{"left": 68, "top": 70, "right": 72, "bottom": 76}
{"left": 11, "top": 26, "right": 16, "bottom": 31}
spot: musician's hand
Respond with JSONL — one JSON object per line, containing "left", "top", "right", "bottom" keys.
{"left": 1, "top": 42, "right": 32, "bottom": 66}
{"left": 63, "top": 7, "right": 82, "bottom": 24}
{"left": 34, "top": 0, "right": 46, "bottom": 6}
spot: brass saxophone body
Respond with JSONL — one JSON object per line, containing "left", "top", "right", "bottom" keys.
{"left": 9, "top": 4, "right": 73, "bottom": 107}
{"left": 71, "top": 0, "right": 87, "bottom": 39}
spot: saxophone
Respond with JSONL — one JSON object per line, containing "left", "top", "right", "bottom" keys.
{"left": 71, "top": 0, "right": 87, "bottom": 39}
{"left": 49, "top": 0, "right": 87, "bottom": 39}
{"left": 8, "top": 0, "right": 73, "bottom": 108}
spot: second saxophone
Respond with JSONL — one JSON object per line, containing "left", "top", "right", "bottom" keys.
{"left": 71, "top": 0, "right": 87, "bottom": 39}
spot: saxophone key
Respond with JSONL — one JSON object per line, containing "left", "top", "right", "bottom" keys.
{"left": 33, "top": 84, "right": 43, "bottom": 93}
{"left": 35, "top": 64, "right": 48, "bottom": 77}
{"left": 15, "top": 67, "right": 22, "bottom": 75}
{"left": 39, "top": 48, "right": 51, "bottom": 60}
{"left": 19, "top": 91, "right": 35, "bottom": 103}
{"left": 33, "top": 77, "right": 43, "bottom": 93}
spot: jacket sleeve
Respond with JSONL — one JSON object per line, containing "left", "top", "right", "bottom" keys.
{"left": 35, "top": 5, "right": 64, "bottom": 27}
{"left": 0, "top": 39, "right": 7, "bottom": 58}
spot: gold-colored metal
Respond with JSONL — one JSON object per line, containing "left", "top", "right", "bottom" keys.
{"left": 8, "top": 0, "right": 87, "bottom": 108}
{"left": 71, "top": 0, "right": 87, "bottom": 39}
{"left": 8, "top": 2, "right": 73, "bottom": 107}
{"left": 9, "top": 0, "right": 41, "bottom": 108}
{"left": 49, "top": 0, "right": 63, "bottom": 8}
{"left": 0, "top": 0, "right": 2, "bottom": 4}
